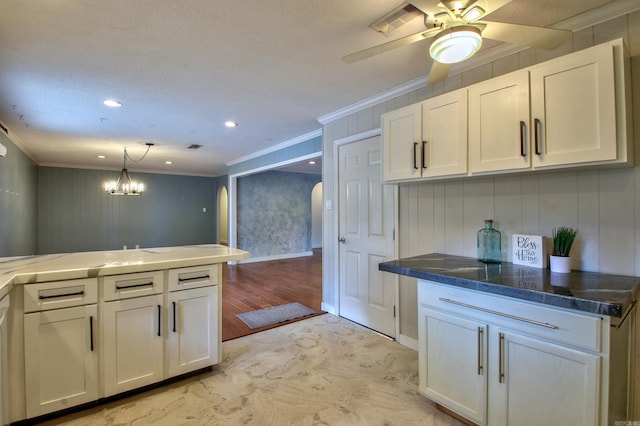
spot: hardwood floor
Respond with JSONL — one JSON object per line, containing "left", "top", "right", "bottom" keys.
{"left": 221, "top": 248, "right": 323, "bottom": 341}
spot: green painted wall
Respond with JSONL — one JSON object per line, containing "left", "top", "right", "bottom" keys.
{"left": 0, "top": 131, "right": 38, "bottom": 257}
{"left": 37, "top": 167, "right": 217, "bottom": 254}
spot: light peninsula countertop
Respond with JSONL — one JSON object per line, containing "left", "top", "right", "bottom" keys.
{"left": 0, "top": 244, "right": 249, "bottom": 298}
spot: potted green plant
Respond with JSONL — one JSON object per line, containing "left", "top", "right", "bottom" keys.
{"left": 550, "top": 226, "right": 578, "bottom": 273}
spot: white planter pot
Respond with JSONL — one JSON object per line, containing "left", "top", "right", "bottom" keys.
{"left": 549, "top": 255, "right": 571, "bottom": 273}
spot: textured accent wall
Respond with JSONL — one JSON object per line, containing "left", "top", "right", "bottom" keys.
{"left": 237, "top": 170, "right": 321, "bottom": 258}
{"left": 0, "top": 131, "right": 37, "bottom": 257}
{"left": 37, "top": 167, "right": 217, "bottom": 254}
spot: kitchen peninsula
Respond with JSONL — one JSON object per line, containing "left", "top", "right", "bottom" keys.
{"left": 380, "top": 253, "right": 638, "bottom": 426}
{"left": 0, "top": 244, "right": 249, "bottom": 424}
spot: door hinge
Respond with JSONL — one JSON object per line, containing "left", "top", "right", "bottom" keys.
{"left": 393, "top": 305, "right": 396, "bottom": 318}
{"left": 392, "top": 229, "right": 396, "bottom": 241}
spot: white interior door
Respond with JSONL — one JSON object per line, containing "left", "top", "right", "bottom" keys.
{"left": 338, "top": 135, "right": 396, "bottom": 337}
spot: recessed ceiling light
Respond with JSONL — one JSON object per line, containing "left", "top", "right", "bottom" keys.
{"left": 103, "top": 99, "right": 122, "bottom": 108}
{"left": 97, "top": 155, "right": 106, "bottom": 159}
{"left": 224, "top": 120, "right": 238, "bottom": 128}
{"left": 309, "top": 160, "right": 316, "bottom": 165}
{"left": 165, "top": 161, "right": 173, "bottom": 165}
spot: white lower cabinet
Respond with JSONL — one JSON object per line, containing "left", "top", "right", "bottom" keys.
{"left": 418, "top": 280, "right": 629, "bottom": 426}
{"left": 489, "top": 330, "right": 599, "bottom": 426}
{"left": 23, "top": 279, "right": 99, "bottom": 418}
{"left": 15, "top": 265, "right": 221, "bottom": 421}
{"left": 101, "top": 294, "right": 164, "bottom": 396}
{"left": 166, "top": 285, "right": 218, "bottom": 377}
{"left": 166, "top": 264, "right": 220, "bottom": 377}
{"left": 419, "top": 308, "right": 487, "bottom": 424}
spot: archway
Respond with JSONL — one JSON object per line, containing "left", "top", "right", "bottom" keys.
{"left": 217, "top": 185, "right": 228, "bottom": 245}
{"left": 311, "top": 182, "right": 323, "bottom": 249}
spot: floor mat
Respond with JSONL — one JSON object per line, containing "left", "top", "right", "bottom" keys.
{"left": 236, "top": 302, "right": 317, "bottom": 329}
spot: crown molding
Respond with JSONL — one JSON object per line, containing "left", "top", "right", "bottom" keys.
{"left": 0, "top": 120, "right": 39, "bottom": 163}
{"left": 317, "top": 0, "right": 640, "bottom": 126}
{"left": 226, "top": 128, "right": 322, "bottom": 166}
{"left": 560, "top": 0, "right": 640, "bottom": 30}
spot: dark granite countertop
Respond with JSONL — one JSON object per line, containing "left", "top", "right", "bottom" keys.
{"left": 379, "top": 253, "right": 639, "bottom": 319}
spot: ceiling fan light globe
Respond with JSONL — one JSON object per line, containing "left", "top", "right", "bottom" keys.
{"left": 461, "top": 5, "right": 484, "bottom": 22}
{"left": 429, "top": 26, "right": 482, "bottom": 64}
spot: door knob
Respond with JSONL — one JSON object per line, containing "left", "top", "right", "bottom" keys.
{"left": 338, "top": 237, "right": 346, "bottom": 243}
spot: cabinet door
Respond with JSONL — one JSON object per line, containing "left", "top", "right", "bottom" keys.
{"left": 530, "top": 42, "right": 617, "bottom": 168}
{"left": 469, "top": 70, "right": 531, "bottom": 174}
{"left": 488, "top": 329, "right": 600, "bottom": 426}
{"left": 422, "top": 89, "right": 468, "bottom": 178}
{"left": 102, "top": 294, "right": 164, "bottom": 396}
{"left": 382, "top": 103, "right": 422, "bottom": 182}
{"left": 24, "top": 305, "right": 98, "bottom": 418}
{"left": 419, "top": 307, "right": 488, "bottom": 425}
{"left": 166, "top": 286, "right": 218, "bottom": 377}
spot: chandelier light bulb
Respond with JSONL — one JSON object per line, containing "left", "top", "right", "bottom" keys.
{"left": 104, "top": 145, "right": 151, "bottom": 195}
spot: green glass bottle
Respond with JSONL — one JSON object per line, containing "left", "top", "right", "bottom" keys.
{"left": 477, "top": 219, "right": 501, "bottom": 264}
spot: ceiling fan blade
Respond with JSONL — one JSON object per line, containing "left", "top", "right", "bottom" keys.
{"left": 342, "top": 28, "right": 440, "bottom": 64}
{"left": 409, "top": 0, "right": 439, "bottom": 15}
{"left": 478, "top": 0, "right": 513, "bottom": 18}
{"left": 427, "top": 60, "right": 451, "bottom": 84}
{"left": 423, "top": 0, "right": 513, "bottom": 21}
{"left": 480, "top": 21, "right": 572, "bottom": 50}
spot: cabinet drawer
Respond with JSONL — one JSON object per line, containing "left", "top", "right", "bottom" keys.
{"left": 103, "top": 270, "right": 164, "bottom": 301}
{"left": 418, "top": 280, "right": 603, "bottom": 352}
{"left": 168, "top": 265, "right": 218, "bottom": 292}
{"left": 24, "top": 278, "right": 98, "bottom": 312}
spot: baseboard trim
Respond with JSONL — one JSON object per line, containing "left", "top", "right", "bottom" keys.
{"left": 321, "top": 302, "right": 337, "bottom": 315}
{"left": 396, "top": 334, "right": 418, "bottom": 351}
{"left": 238, "top": 251, "right": 313, "bottom": 264}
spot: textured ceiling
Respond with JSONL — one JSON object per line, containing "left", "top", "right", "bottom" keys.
{"left": 0, "top": 0, "right": 630, "bottom": 176}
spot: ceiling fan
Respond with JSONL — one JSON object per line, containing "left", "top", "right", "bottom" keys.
{"left": 343, "top": 0, "right": 572, "bottom": 84}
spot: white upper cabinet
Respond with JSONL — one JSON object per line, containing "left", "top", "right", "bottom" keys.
{"left": 530, "top": 39, "right": 629, "bottom": 168}
{"left": 421, "top": 89, "right": 468, "bottom": 178}
{"left": 468, "top": 70, "right": 531, "bottom": 174}
{"left": 383, "top": 89, "right": 468, "bottom": 182}
{"left": 383, "top": 38, "right": 631, "bottom": 181}
{"left": 382, "top": 103, "right": 422, "bottom": 182}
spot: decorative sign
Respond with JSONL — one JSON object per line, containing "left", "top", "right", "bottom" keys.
{"left": 512, "top": 234, "right": 546, "bottom": 268}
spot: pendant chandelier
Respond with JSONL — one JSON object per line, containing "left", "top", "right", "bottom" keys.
{"left": 104, "top": 143, "right": 152, "bottom": 195}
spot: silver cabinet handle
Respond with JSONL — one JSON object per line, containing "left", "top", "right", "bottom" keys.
{"left": 499, "top": 332, "right": 505, "bottom": 383}
{"left": 438, "top": 298, "right": 559, "bottom": 329}
{"left": 477, "top": 327, "right": 484, "bottom": 375}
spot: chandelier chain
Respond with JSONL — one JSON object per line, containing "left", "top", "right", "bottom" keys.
{"left": 124, "top": 144, "right": 152, "bottom": 164}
